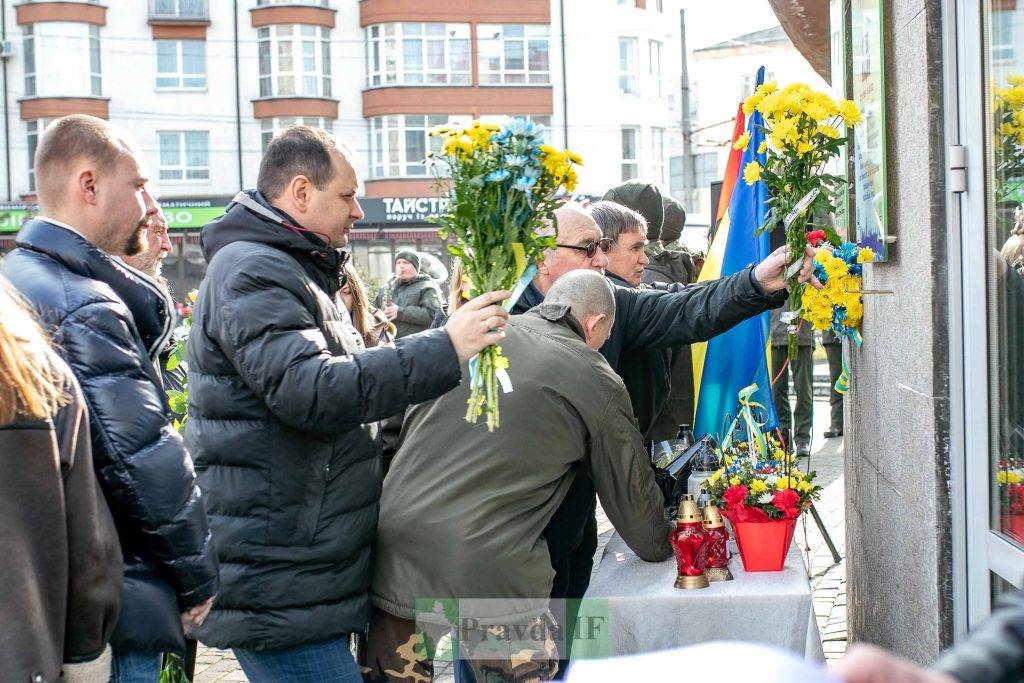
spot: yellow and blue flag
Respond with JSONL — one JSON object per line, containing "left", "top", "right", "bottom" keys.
{"left": 692, "top": 66, "right": 778, "bottom": 440}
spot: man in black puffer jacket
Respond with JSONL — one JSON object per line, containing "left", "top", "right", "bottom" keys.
{"left": 186, "top": 126, "right": 509, "bottom": 681}
{"left": 1, "top": 115, "right": 219, "bottom": 680}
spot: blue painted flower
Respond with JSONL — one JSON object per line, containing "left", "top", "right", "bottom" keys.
{"left": 835, "top": 242, "right": 858, "bottom": 264}
{"left": 512, "top": 170, "right": 540, "bottom": 192}
{"left": 849, "top": 263, "right": 863, "bottom": 276}
{"left": 486, "top": 169, "right": 510, "bottom": 183}
{"left": 833, "top": 305, "right": 847, "bottom": 322}
{"left": 813, "top": 260, "right": 828, "bottom": 284}
{"left": 504, "top": 117, "right": 540, "bottom": 138}
{"left": 505, "top": 155, "right": 528, "bottom": 168}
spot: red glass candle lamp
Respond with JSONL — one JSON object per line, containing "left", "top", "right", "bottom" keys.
{"left": 702, "top": 504, "right": 734, "bottom": 582}
{"left": 672, "top": 495, "right": 710, "bottom": 589}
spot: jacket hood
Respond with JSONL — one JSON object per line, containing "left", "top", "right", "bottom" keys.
{"left": 16, "top": 219, "right": 174, "bottom": 359}
{"left": 201, "top": 190, "right": 345, "bottom": 290}
{"left": 527, "top": 303, "right": 587, "bottom": 341}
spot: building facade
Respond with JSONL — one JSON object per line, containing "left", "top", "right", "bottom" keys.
{"left": 689, "top": 25, "right": 830, "bottom": 227}
{"left": 0, "top": 0, "right": 684, "bottom": 294}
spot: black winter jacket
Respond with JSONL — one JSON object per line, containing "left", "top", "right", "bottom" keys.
{"left": 1, "top": 220, "right": 219, "bottom": 654}
{"left": 513, "top": 267, "right": 785, "bottom": 434}
{"left": 186, "top": 191, "right": 461, "bottom": 650}
{"left": 935, "top": 587, "right": 1024, "bottom": 683}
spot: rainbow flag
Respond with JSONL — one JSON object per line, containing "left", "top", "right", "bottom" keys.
{"left": 692, "top": 66, "right": 778, "bottom": 441}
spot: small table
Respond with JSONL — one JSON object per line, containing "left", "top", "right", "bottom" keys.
{"left": 572, "top": 532, "right": 824, "bottom": 661}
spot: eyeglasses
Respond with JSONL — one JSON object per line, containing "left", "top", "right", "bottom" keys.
{"left": 556, "top": 238, "right": 613, "bottom": 258}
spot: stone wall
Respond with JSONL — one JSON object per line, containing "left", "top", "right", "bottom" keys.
{"left": 844, "top": 0, "right": 954, "bottom": 665}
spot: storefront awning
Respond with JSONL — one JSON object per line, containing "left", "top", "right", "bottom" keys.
{"left": 768, "top": 0, "right": 832, "bottom": 84}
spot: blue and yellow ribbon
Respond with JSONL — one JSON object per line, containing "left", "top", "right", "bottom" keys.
{"left": 833, "top": 329, "right": 862, "bottom": 395}
{"left": 720, "top": 383, "right": 769, "bottom": 463}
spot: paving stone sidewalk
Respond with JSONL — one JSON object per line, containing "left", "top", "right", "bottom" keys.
{"left": 194, "top": 395, "right": 848, "bottom": 681}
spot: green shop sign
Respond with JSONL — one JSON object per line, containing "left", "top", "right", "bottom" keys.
{"left": 0, "top": 204, "right": 38, "bottom": 234}
{"left": 0, "top": 196, "right": 233, "bottom": 234}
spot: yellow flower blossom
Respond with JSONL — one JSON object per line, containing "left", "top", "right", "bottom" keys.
{"left": 743, "top": 91, "right": 764, "bottom": 117}
{"left": 750, "top": 479, "right": 769, "bottom": 495}
{"left": 742, "top": 160, "right": 763, "bottom": 185}
{"left": 709, "top": 468, "right": 725, "bottom": 483}
{"left": 733, "top": 131, "right": 751, "bottom": 151}
{"left": 857, "top": 247, "right": 876, "bottom": 264}
{"left": 838, "top": 99, "right": 862, "bottom": 126}
{"left": 797, "top": 480, "right": 813, "bottom": 493}
{"left": 729, "top": 476, "right": 742, "bottom": 487}
{"left": 776, "top": 476, "right": 795, "bottom": 490}
{"left": 796, "top": 140, "right": 814, "bottom": 157}
{"left": 757, "top": 140, "right": 768, "bottom": 154}
{"left": 444, "top": 134, "right": 474, "bottom": 157}
{"left": 817, "top": 124, "right": 841, "bottom": 139}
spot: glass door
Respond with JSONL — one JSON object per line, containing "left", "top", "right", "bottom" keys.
{"left": 958, "top": 0, "right": 1024, "bottom": 630}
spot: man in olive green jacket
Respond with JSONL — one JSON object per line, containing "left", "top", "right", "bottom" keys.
{"left": 375, "top": 250, "right": 443, "bottom": 338}
{"left": 365, "top": 270, "right": 673, "bottom": 682}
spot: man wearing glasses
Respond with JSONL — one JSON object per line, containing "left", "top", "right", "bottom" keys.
{"left": 511, "top": 202, "right": 818, "bottom": 678}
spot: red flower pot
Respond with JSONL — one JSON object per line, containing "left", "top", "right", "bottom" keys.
{"left": 1002, "top": 512, "right": 1024, "bottom": 544}
{"left": 731, "top": 517, "right": 798, "bottom": 572}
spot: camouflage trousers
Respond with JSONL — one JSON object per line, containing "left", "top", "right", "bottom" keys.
{"left": 360, "top": 606, "right": 559, "bottom": 683}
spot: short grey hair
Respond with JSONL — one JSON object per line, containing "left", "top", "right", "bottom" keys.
{"left": 545, "top": 269, "right": 615, "bottom": 327}
{"left": 589, "top": 201, "right": 646, "bottom": 243}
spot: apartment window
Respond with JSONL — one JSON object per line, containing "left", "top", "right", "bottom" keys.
{"left": 156, "top": 40, "right": 206, "bottom": 89}
{"left": 619, "top": 37, "right": 638, "bottom": 95}
{"left": 27, "top": 120, "right": 40, "bottom": 192}
{"left": 368, "top": 114, "right": 465, "bottom": 178}
{"left": 89, "top": 26, "right": 101, "bottom": 96}
{"left": 621, "top": 126, "right": 639, "bottom": 181}
{"left": 651, "top": 128, "right": 665, "bottom": 184}
{"left": 152, "top": 0, "right": 208, "bottom": 18}
{"left": 23, "top": 27, "right": 34, "bottom": 96}
{"left": 365, "top": 23, "right": 470, "bottom": 87}
{"left": 478, "top": 24, "right": 550, "bottom": 85}
{"left": 694, "top": 151, "right": 718, "bottom": 189}
{"left": 261, "top": 117, "right": 333, "bottom": 152}
{"left": 22, "top": 22, "right": 101, "bottom": 98}
{"left": 649, "top": 40, "right": 662, "bottom": 97}
{"left": 258, "top": 24, "right": 331, "bottom": 98}
{"left": 992, "top": 11, "right": 1015, "bottom": 63}
{"left": 158, "top": 131, "right": 209, "bottom": 181}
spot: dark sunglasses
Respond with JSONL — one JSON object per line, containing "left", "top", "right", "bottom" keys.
{"left": 556, "top": 238, "right": 613, "bottom": 258}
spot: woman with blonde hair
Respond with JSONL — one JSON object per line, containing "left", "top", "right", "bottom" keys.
{"left": 337, "top": 263, "right": 395, "bottom": 349}
{"left": 0, "top": 276, "right": 122, "bottom": 683}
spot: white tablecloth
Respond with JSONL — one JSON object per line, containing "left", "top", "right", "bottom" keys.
{"left": 572, "top": 532, "right": 824, "bottom": 661}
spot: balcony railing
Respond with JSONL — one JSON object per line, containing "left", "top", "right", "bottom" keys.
{"left": 149, "top": 0, "right": 209, "bottom": 22}
{"left": 256, "top": 1, "right": 330, "bottom": 6}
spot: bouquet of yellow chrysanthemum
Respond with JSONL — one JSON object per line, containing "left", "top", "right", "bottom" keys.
{"left": 801, "top": 240, "right": 875, "bottom": 340}
{"left": 430, "top": 118, "right": 582, "bottom": 430}
{"left": 995, "top": 75, "right": 1024, "bottom": 204}
{"left": 738, "top": 81, "right": 861, "bottom": 359}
